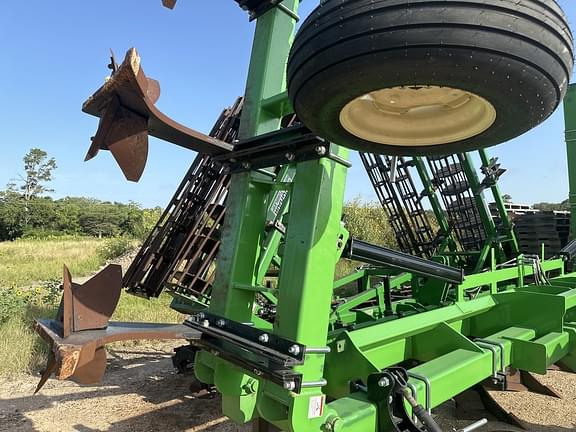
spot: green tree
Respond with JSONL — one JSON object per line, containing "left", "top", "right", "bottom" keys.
{"left": 11, "top": 148, "right": 57, "bottom": 201}
{"left": 533, "top": 199, "right": 570, "bottom": 211}
{"left": 0, "top": 189, "right": 25, "bottom": 240}
{"left": 134, "top": 207, "right": 162, "bottom": 240}
{"left": 342, "top": 197, "right": 396, "bottom": 247}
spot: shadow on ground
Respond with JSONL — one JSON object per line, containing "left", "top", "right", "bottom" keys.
{"left": 0, "top": 349, "right": 574, "bottom": 432}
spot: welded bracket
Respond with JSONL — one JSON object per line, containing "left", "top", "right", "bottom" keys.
{"left": 184, "top": 312, "right": 325, "bottom": 392}
{"left": 355, "top": 369, "right": 421, "bottom": 432}
{"left": 235, "top": 0, "right": 299, "bottom": 21}
{"left": 213, "top": 125, "right": 351, "bottom": 173}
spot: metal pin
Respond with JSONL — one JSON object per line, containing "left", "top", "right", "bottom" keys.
{"left": 301, "top": 379, "right": 327, "bottom": 388}
{"left": 305, "top": 347, "right": 331, "bottom": 354}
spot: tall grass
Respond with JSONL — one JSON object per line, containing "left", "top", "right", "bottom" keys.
{"left": 0, "top": 237, "right": 183, "bottom": 377}
{"left": 0, "top": 237, "right": 105, "bottom": 287}
{"left": 113, "top": 293, "right": 182, "bottom": 323}
{"left": 0, "top": 303, "right": 57, "bottom": 375}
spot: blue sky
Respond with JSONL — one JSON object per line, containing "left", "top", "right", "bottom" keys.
{"left": 1, "top": 1, "right": 575, "bottom": 209}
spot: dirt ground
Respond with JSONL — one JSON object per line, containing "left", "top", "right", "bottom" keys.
{"left": 1, "top": 343, "right": 575, "bottom": 432}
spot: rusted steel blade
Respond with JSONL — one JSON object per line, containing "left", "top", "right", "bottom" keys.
{"left": 82, "top": 48, "right": 232, "bottom": 181}
{"left": 34, "top": 319, "right": 200, "bottom": 391}
{"left": 162, "top": 0, "right": 177, "bottom": 9}
{"left": 146, "top": 78, "right": 161, "bottom": 104}
{"left": 85, "top": 96, "right": 149, "bottom": 182}
{"left": 34, "top": 353, "right": 57, "bottom": 394}
{"left": 71, "top": 346, "right": 108, "bottom": 385}
{"left": 57, "top": 264, "right": 123, "bottom": 337}
{"left": 61, "top": 265, "right": 74, "bottom": 337}
{"left": 68, "top": 264, "right": 122, "bottom": 332}
{"left": 505, "top": 368, "right": 561, "bottom": 398}
{"left": 34, "top": 265, "right": 200, "bottom": 392}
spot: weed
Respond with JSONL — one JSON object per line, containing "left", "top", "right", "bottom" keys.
{"left": 97, "top": 237, "right": 135, "bottom": 261}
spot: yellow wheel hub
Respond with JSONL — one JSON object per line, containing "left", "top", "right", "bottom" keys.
{"left": 339, "top": 85, "right": 497, "bottom": 147}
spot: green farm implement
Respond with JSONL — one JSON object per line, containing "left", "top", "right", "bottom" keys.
{"left": 34, "top": 1, "right": 576, "bottom": 431}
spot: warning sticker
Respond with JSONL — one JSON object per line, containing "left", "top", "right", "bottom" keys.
{"left": 308, "top": 395, "right": 325, "bottom": 419}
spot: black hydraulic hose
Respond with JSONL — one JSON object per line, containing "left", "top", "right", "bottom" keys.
{"left": 401, "top": 388, "right": 443, "bottom": 432}
{"left": 345, "top": 239, "right": 464, "bottom": 284}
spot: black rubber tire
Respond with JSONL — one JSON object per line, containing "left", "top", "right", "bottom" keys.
{"left": 287, "top": 0, "right": 574, "bottom": 156}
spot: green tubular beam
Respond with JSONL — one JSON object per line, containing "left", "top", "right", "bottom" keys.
{"left": 195, "top": 1, "right": 301, "bottom": 425}
{"left": 412, "top": 157, "right": 456, "bottom": 254}
{"left": 331, "top": 272, "right": 412, "bottom": 328}
{"left": 254, "top": 165, "right": 296, "bottom": 284}
{"left": 260, "top": 146, "right": 349, "bottom": 431}
{"left": 459, "top": 153, "right": 507, "bottom": 272}
{"left": 564, "top": 83, "right": 576, "bottom": 237}
{"left": 261, "top": 90, "right": 292, "bottom": 118}
{"left": 478, "top": 149, "right": 520, "bottom": 256}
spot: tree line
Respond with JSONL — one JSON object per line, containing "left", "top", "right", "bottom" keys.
{"left": 0, "top": 194, "right": 161, "bottom": 241}
{"left": 0, "top": 148, "right": 161, "bottom": 241}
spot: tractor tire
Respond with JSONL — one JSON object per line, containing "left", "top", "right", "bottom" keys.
{"left": 287, "top": 0, "right": 574, "bottom": 156}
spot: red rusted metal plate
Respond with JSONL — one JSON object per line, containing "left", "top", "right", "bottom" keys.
{"left": 82, "top": 48, "right": 232, "bottom": 181}
{"left": 505, "top": 368, "right": 561, "bottom": 398}
{"left": 34, "top": 319, "right": 199, "bottom": 392}
{"left": 70, "top": 264, "right": 122, "bottom": 332}
{"left": 162, "top": 0, "right": 177, "bottom": 9}
{"left": 34, "top": 265, "right": 200, "bottom": 393}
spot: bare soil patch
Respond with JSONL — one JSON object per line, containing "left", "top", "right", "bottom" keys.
{"left": 1, "top": 343, "right": 575, "bottom": 432}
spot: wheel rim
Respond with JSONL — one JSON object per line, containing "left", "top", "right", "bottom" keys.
{"left": 339, "top": 85, "right": 497, "bottom": 147}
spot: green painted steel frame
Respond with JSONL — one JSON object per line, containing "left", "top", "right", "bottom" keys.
{"left": 564, "top": 83, "right": 576, "bottom": 237}
{"left": 191, "top": 4, "right": 576, "bottom": 431}
{"left": 194, "top": 3, "right": 354, "bottom": 430}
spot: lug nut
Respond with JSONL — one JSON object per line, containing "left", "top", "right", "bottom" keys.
{"left": 288, "top": 345, "right": 301, "bottom": 355}
{"left": 259, "top": 333, "right": 270, "bottom": 343}
{"left": 378, "top": 377, "right": 390, "bottom": 387}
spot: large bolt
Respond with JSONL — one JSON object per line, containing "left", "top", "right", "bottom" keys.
{"left": 243, "top": 379, "right": 257, "bottom": 394}
{"left": 216, "top": 319, "right": 226, "bottom": 328}
{"left": 285, "top": 152, "right": 296, "bottom": 162}
{"left": 201, "top": 320, "right": 210, "bottom": 328}
{"left": 324, "top": 416, "right": 343, "bottom": 432}
{"left": 288, "top": 345, "right": 301, "bottom": 356}
{"left": 378, "top": 377, "right": 390, "bottom": 388}
{"left": 283, "top": 381, "right": 296, "bottom": 391}
{"left": 315, "top": 145, "right": 327, "bottom": 156}
{"left": 259, "top": 333, "right": 270, "bottom": 343}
